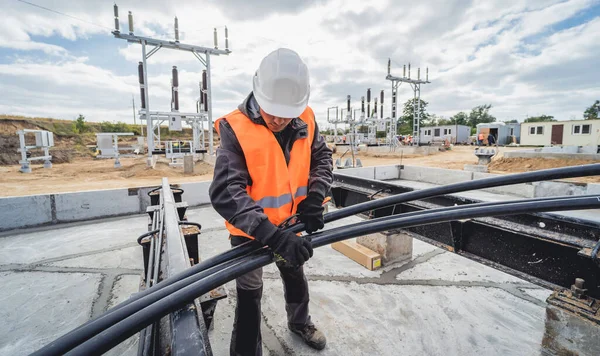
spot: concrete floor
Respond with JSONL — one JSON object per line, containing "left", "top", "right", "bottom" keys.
{"left": 0, "top": 216, "right": 145, "bottom": 356}
{"left": 0, "top": 205, "right": 559, "bottom": 356}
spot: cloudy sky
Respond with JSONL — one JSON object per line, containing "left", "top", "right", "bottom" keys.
{"left": 1, "top": 0, "right": 599, "bottom": 129}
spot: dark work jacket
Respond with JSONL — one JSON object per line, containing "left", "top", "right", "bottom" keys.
{"left": 208, "top": 92, "right": 333, "bottom": 239}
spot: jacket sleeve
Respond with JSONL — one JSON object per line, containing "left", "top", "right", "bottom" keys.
{"left": 209, "top": 120, "right": 278, "bottom": 239}
{"left": 308, "top": 121, "right": 334, "bottom": 200}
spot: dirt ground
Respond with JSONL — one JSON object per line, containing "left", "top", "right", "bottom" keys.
{"left": 0, "top": 157, "right": 213, "bottom": 197}
{"left": 334, "top": 145, "right": 527, "bottom": 170}
{"left": 1, "top": 145, "right": 599, "bottom": 197}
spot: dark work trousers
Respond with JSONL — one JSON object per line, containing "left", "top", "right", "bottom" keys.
{"left": 230, "top": 235, "right": 310, "bottom": 356}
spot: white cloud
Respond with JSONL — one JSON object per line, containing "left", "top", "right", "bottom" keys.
{"left": 0, "top": 0, "right": 598, "bottom": 128}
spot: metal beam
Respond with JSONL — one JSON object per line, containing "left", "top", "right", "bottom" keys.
{"left": 161, "top": 178, "right": 212, "bottom": 355}
{"left": 146, "top": 44, "right": 162, "bottom": 59}
{"left": 113, "top": 31, "right": 230, "bottom": 56}
{"left": 331, "top": 173, "right": 600, "bottom": 298}
{"left": 193, "top": 50, "right": 207, "bottom": 66}
{"left": 385, "top": 74, "right": 430, "bottom": 85}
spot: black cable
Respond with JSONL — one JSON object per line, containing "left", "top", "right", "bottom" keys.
{"left": 312, "top": 195, "right": 600, "bottom": 248}
{"left": 37, "top": 196, "right": 580, "bottom": 355}
{"left": 320, "top": 164, "right": 600, "bottom": 229}
{"left": 33, "top": 164, "right": 600, "bottom": 355}
{"left": 47, "top": 195, "right": 600, "bottom": 355}
{"left": 34, "top": 242, "right": 262, "bottom": 356}
{"left": 137, "top": 229, "right": 159, "bottom": 245}
{"left": 68, "top": 253, "right": 271, "bottom": 355}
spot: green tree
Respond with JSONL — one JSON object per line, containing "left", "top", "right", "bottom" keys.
{"left": 398, "top": 98, "right": 429, "bottom": 134}
{"left": 437, "top": 118, "right": 453, "bottom": 126}
{"left": 357, "top": 125, "right": 369, "bottom": 134}
{"left": 584, "top": 100, "right": 599, "bottom": 120}
{"left": 451, "top": 112, "right": 469, "bottom": 126}
{"left": 524, "top": 115, "right": 555, "bottom": 123}
{"left": 71, "top": 114, "right": 87, "bottom": 134}
{"left": 503, "top": 119, "right": 519, "bottom": 124}
{"left": 468, "top": 104, "right": 496, "bottom": 127}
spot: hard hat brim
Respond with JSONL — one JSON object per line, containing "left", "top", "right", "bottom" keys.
{"left": 253, "top": 87, "right": 308, "bottom": 119}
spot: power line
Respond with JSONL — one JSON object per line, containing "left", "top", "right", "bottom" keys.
{"left": 16, "top": 0, "right": 112, "bottom": 31}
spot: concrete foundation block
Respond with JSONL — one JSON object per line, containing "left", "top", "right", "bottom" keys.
{"left": 374, "top": 165, "right": 401, "bottom": 180}
{"left": 357, "top": 230, "right": 413, "bottom": 265}
{"left": 533, "top": 181, "right": 587, "bottom": 197}
{"left": 463, "top": 164, "right": 488, "bottom": 173}
{"left": 400, "top": 166, "right": 473, "bottom": 185}
{"left": 337, "top": 167, "right": 375, "bottom": 179}
{"left": 0, "top": 195, "right": 53, "bottom": 231}
{"left": 472, "top": 172, "right": 534, "bottom": 198}
{"left": 587, "top": 183, "right": 600, "bottom": 195}
{"left": 178, "top": 181, "right": 212, "bottom": 206}
{"left": 184, "top": 155, "right": 194, "bottom": 174}
{"left": 55, "top": 189, "right": 140, "bottom": 222}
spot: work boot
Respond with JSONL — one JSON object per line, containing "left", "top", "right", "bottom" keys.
{"left": 289, "top": 321, "right": 326, "bottom": 350}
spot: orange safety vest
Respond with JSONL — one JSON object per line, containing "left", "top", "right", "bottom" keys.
{"left": 478, "top": 133, "right": 484, "bottom": 140}
{"left": 214, "top": 107, "right": 315, "bottom": 239}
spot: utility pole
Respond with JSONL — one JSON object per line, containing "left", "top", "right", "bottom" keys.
{"left": 386, "top": 59, "right": 431, "bottom": 149}
{"left": 112, "top": 4, "right": 230, "bottom": 164}
{"left": 132, "top": 95, "right": 136, "bottom": 126}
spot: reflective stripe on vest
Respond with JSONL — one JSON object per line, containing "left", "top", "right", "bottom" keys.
{"left": 214, "top": 108, "right": 315, "bottom": 239}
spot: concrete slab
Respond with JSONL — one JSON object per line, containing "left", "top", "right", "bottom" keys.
{"left": 374, "top": 165, "right": 401, "bottom": 180}
{"left": 396, "top": 251, "right": 525, "bottom": 284}
{"left": 48, "top": 246, "right": 143, "bottom": 270}
{"left": 208, "top": 280, "right": 293, "bottom": 356}
{"left": 186, "top": 205, "right": 226, "bottom": 231}
{"left": 196, "top": 229, "right": 234, "bottom": 262}
{"left": 55, "top": 189, "right": 140, "bottom": 222}
{"left": 463, "top": 164, "right": 488, "bottom": 173}
{"left": 336, "top": 167, "right": 375, "bottom": 180}
{"left": 588, "top": 183, "right": 600, "bottom": 195}
{"left": 0, "top": 271, "right": 101, "bottom": 356}
{"left": 0, "top": 215, "right": 147, "bottom": 265}
{"left": 472, "top": 172, "right": 534, "bottom": 198}
{"left": 108, "top": 275, "right": 141, "bottom": 308}
{"left": 412, "top": 238, "right": 441, "bottom": 258}
{"left": 0, "top": 196, "right": 591, "bottom": 355}
{"left": 104, "top": 275, "right": 141, "bottom": 356}
{"left": 261, "top": 280, "right": 548, "bottom": 355}
{"left": 179, "top": 181, "right": 212, "bottom": 207}
{"left": 400, "top": 166, "right": 473, "bottom": 185}
{"left": 533, "top": 181, "right": 587, "bottom": 197}
{"left": 0, "top": 195, "right": 53, "bottom": 231}
{"left": 519, "top": 288, "right": 552, "bottom": 304}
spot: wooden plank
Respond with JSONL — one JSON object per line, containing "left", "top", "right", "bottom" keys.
{"left": 332, "top": 240, "right": 382, "bottom": 270}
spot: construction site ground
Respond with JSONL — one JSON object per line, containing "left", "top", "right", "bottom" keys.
{"left": 0, "top": 204, "right": 563, "bottom": 356}
{"left": 2, "top": 145, "right": 600, "bottom": 197}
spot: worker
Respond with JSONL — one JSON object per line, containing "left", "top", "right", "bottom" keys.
{"left": 477, "top": 132, "right": 485, "bottom": 146}
{"left": 487, "top": 133, "right": 496, "bottom": 146}
{"left": 209, "top": 48, "right": 333, "bottom": 356}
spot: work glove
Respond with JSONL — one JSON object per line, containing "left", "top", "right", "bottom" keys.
{"left": 254, "top": 220, "right": 313, "bottom": 266}
{"left": 270, "top": 230, "right": 314, "bottom": 267}
{"left": 296, "top": 194, "right": 325, "bottom": 234}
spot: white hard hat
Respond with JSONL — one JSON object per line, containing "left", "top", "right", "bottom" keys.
{"left": 253, "top": 48, "right": 310, "bottom": 118}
